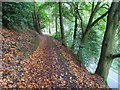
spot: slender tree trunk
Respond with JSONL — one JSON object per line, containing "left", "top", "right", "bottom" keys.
{"left": 49, "top": 22, "right": 51, "bottom": 34}
{"left": 33, "top": 2, "right": 41, "bottom": 34}
{"left": 37, "top": 14, "right": 41, "bottom": 31}
{"left": 32, "top": 13, "right": 35, "bottom": 28}
{"left": 73, "top": 11, "right": 78, "bottom": 40}
{"left": 55, "top": 17, "right": 58, "bottom": 35}
{"left": 72, "top": 3, "right": 78, "bottom": 49}
{"left": 59, "top": 2, "right": 65, "bottom": 45}
{"left": 118, "top": 29, "right": 120, "bottom": 52}
{"left": 81, "top": 3, "right": 98, "bottom": 43}
{"left": 95, "top": 2, "right": 120, "bottom": 80}
{"left": 118, "top": 29, "right": 120, "bottom": 74}
{"left": 71, "top": 16, "right": 77, "bottom": 49}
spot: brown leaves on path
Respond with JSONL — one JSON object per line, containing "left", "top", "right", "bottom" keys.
{"left": 1, "top": 28, "right": 109, "bottom": 89}
{"left": 0, "top": 27, "right": 39, "bottom": 88}
{"left": 24, "top": 35, "right": 79, "bottom": 88}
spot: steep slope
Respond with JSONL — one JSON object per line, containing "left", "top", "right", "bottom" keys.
{"left": 0, "top": 28, "right": 109, "bottom": 89}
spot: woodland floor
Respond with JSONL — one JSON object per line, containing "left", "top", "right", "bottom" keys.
{"left": 0, "top": 28, "right": 109, "bottom": 89}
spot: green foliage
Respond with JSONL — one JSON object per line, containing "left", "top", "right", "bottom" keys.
{"left": 2, "top": 2, "right": 33, "bottom": 30}
{"left": 80, "top": 28, "right": 102, "bottom": 68}
{"left": 2, "top": 2, "right": 119, "bottom": 75}
{"left": 52, "top": 3, "right": 59, "bottom": 17}
{"left": 62, "top": 3, "right": 74, "bottom": 22}
{"left": 50, "top": 32, "right": 61, "bottom": 41}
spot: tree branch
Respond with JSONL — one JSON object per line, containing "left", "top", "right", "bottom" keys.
{"left": 93, "top": 2, "right": 101, "bottom": 13}
{"left": 95, "top": 3, "right": 109, "bottom": 13}
{"left": 111, "top": 53, "right": 120, "bottom": 59}
{"left": 77, "top": 10, "right": 84, "bottom": 34}
{"left": 72, "top": 2, "right": 84, "bottom": 34}
{"left": 86, "top": 3, "right": 101, "bottom": 30}
{"left": 98, "top": 12, "right": 106, "bottom": 22}
{"left": 90, "top": 10, "right": 108, "bottom": 28}
{"left": 71, "top": 2, "right": 76, "bottom": 8}
{"left": 91, "top": 2, "right": 94, "bottom": 12}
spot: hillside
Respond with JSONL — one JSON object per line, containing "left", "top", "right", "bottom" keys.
{"left": 0, "top": 28, "right": 109, "bottom": 89}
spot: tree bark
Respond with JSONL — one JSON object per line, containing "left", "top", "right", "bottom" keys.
{"left": 37, "top": 14, "right": 41, "bottom": 31}
{"left": 111, "top": 54, "right": 120, "bottom": 59}
{"left": 49, "top": 22, "right": 51, "bottom": 34}
{"left": 95, "top": 2, "right": 120, "bottom": 80}
{"left": 32, "top": 13, "right": 35, "bottom": 28}
{"left": 55, "top": 17, "right": 58, "bottom": 35}
{"left": 73, "top": 3, "right": 78, "bottom": 40}
{"left": 33, "top": 1, "right": 41, "bottom": 34}
{"left": 77, "top": 3, "right": 109, "bottom": 61}
{"left": 59, "top": 2, "right": 65, "bottom": 45}
{"left": 71, "top": 3, "right": 78, "bottom": 49}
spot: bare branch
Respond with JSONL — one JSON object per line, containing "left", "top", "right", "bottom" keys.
{"left": 98, "top": 12, "right": 106, "bottom": 22}
{"left": 90, "top": 10, "right": 108, "bottom": 28}
{"left": 71, "top": 2, "right": 84, "bottom": 34}
{"left": 91, "top": 2, "right": 94, "bottom": 12}
{"left": 95, "top": 3, "right": 109, "bottom": 12}
{"left": 86, "top": 3, "right": 101, "bottom": 30}
{"left": 102, "top": 6, "right": 109, "bottom": 10}
{"left": 111, "top": 53, "right": 120, "bottom": 59}
{"left": 95, "top": 4, "right": 107, "bottom": 12}
{"left": 93, "top": 2, "right": 101, "bottom": 13}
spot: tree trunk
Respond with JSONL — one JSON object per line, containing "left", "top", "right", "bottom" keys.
{"left": 59, "top": 2, "right": 65, "bottom": 45}
{"left": 49, "top": 22, "right": 51, "bottom": 34}
{"left": 71, "top": 4, "right": 78, "bottom": 49}
{"left": 32, "top": 13, "right": 35, "bottom": 28}
{"left": 55, "top": 17, "right": 58, "bottom": 35}
{"left": 71, "top": 16, "right": 77, "bottom": 50}
{"left": 37, "top": 14, "right": 41, "bottom": 31}
{"left": 33, "top": 2, "right": 41, "bottom": 34}
{"left": 118, "top": 29, "right": 120, "bottom": 74}
{"left": 76, "top": 3, "right": 108, "bottom": 61}
{"left": 73, "top": 10, "right": 78, "bottom": 40}
{"left": 95, "top": 2, "right": 120, "bottom": 80}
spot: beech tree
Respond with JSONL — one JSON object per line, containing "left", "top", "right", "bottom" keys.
{"left": 95, "top": 2, "right": 120, "bottom": 80}
{"left": 73, "top": 3, "right": 78, "bottom": 40}
{"left": 66, "top": 2, "right": 109, "bottom": 60}
{"left": 59, "top": 2, "right": 65, "bottom": 45}
{"left": 55, "top": 17, "right": 58, "bottom": 35}
{"left": 81, "top": 2, "right": 109, "bottom": 43}
{"left": 33, "top": 1, "right": 42, "bottom": 34}
{"left": 71, "top": 3, "right": 78, "bottom": 49}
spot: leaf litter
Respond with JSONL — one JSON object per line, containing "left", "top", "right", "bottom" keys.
{"left": 0, "top": 28, "right": 110, "bottom": 89}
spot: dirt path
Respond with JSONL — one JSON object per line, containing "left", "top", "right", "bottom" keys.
{"left": 1, "top": 28, "right": 109, "bottom": 89}
{"left": 23, "top": 35, "right": 108, "bottom": 89}
{"left": 24, "top": 35, "right": 79, "bottom": 88}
